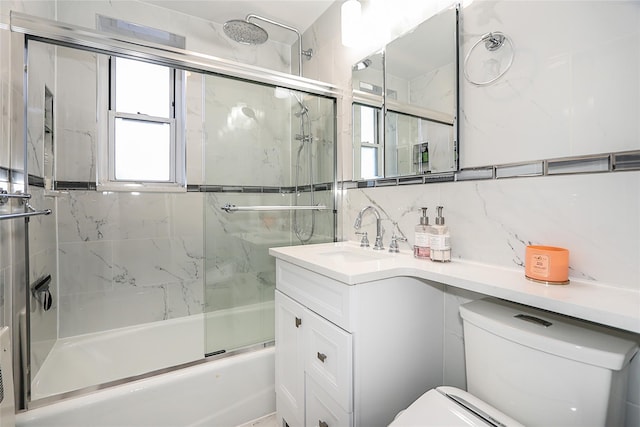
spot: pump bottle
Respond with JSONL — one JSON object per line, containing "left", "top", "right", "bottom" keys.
{"left": 430, "top": 206, "right": 451, "bottom": 262}
{"left": 413, "top": 207, "right": 431, "bottom": 259}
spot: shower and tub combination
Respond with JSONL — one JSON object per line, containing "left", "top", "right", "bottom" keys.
{"left": 8, "top": 10, "right": 336, "bottom": 426}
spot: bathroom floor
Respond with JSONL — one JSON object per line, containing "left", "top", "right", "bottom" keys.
{"left": 237, "top": 413, "right": 278, "bottom": 427}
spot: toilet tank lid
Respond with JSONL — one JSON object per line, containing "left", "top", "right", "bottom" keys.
{"left": 459, "top": 298, "right": 639, "bottom": 371}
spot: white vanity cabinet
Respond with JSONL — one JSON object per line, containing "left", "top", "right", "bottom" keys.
{"left": 274, "top": 259, "right": 445, "bottom": 427}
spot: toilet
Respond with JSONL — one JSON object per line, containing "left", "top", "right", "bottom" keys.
{"left": 390, "top": 298, "right": 638, "bottom": 427}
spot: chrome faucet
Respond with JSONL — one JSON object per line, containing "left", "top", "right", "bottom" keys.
{"left": 354, "top": 206, "right": 384, "bottom": 250}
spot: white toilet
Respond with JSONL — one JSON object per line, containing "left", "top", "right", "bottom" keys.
{"left": 390, "top": 298, "right": 638, "bottom": 427}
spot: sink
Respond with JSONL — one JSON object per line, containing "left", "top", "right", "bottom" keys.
{"left": 316, "top": 248, "right": 390, "bottom": 263}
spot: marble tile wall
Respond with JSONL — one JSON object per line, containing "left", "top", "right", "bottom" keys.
{"left": 56, "top": 191, "right": 205, "bottom": 337}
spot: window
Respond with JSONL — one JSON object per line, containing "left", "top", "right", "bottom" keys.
{"left": 97, "top": 17, "right": 186, "bottom": 191}
{"left": 353, "top": 103, "right": 382, "bottom": 179}
{"left": 109, "top": 57, "right": 176, "bottom": 183}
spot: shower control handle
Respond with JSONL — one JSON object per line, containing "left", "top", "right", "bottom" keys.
{"left": 317, "top": 352, "right": 327, "bottom": 363}
{"left": 295, "top": 317, "right": 302, "bottom": 328}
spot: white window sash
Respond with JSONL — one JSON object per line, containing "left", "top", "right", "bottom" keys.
{"left": 107, "top": 110, "right": 176, "bottom": 183}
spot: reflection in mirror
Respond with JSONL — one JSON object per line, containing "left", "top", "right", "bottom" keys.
{"left": 351, "top": 5, "right": 459, "bottom": 180}
{"left": 351, "top": 51, "right": 384, "bottom": 179}
{"left": 385, "top": 5, "right": 458, "bottom": 178}
{"left": 353, "top": 103, "right": 383, "bottom": 179}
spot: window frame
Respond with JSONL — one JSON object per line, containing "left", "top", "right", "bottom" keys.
{"left": 353, "top": 102, "right": 383, "bottom": 180}
{"left": 96, "top": 18, "right": 186, "bottom": 192}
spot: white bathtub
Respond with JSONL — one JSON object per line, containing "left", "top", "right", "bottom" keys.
{"left": 16, "top": 347, "right": 275, "bottom": 427}
{"left": 19, "top": 301, "right": 275, "bottom": 426}
{"left": 31, "top": 301, "right": 274, "bottom": 399}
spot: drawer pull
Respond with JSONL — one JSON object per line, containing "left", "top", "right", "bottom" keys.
{"left": 317, "top": 352, "right": 327, "bottom": 363}
{"left": 319, "top": 421, "right": 329, "bottom": 427}
{"left": 295, "top": 317, "right": 302, "bottom": 328}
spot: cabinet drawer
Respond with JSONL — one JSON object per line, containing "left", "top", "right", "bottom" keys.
{"left": 305, "top": 308, "right": 353, "bottom": 412}
{"left": 276, "top": 260, "right": 353, "bottom": 331}
{"left": 306, "top": 375, "right": 353, "bottom": 427}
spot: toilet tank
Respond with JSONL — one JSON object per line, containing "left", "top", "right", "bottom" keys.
{"left": 460, "top": 298, "right": 638, "bottom": 427}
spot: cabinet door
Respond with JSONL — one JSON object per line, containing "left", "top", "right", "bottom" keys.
{"left": 304, "top": 308, "right": 353, "bottom": 412}
{"left": 275, "top": 291, "right": 306, "bottom": 427}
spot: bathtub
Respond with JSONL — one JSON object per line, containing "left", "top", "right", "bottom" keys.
{"left": 16, "top": 347, "right": 275, "bottom": 427}
{"left": 18, "top": 301, "right": 275, "bottom": 426}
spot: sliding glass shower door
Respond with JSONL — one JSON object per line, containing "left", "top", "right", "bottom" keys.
{"left": 20, "top": 19, "right": 336, "bottom": 406}
{"left": 202, "top": 75, "right": 335, "bottom": 355}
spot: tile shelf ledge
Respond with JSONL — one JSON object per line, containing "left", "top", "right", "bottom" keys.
{"left": 269, "top": 241, "right": 640, "bottom": 334}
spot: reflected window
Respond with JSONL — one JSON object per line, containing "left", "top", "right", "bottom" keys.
{"left": 354, "top": 103, "right": 382, "bottom": 179}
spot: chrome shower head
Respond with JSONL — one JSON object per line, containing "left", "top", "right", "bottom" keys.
{"left": 224, "top": 14, "right": 312, "bottom": 77}
{"left": 223, "top": 19, "right": 268, "bottom": 45}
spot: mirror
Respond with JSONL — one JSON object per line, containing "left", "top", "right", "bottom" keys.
{"left": 352, "top": 5, "right": 459, "bottom": 180}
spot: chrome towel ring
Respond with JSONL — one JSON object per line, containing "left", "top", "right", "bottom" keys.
{"left": 464, "top": 31, "right": 514, "bottom": 86}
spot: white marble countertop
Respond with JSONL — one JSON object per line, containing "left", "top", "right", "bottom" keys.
{"left": 269, "top": 241, "right": 640, "bottom": 334}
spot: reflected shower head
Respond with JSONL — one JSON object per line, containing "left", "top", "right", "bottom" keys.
{"left": 352, "top": 59, "right": 372, "bottom": 71}
{"left": 223, "top": 19, "right": 268, "bottom": 45}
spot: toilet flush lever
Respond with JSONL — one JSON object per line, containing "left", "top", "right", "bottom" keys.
{"left": 317, "top": 352, "right": 327, "bottom": 363}
{"left": 515, "top": 313, "right": 552, "bottom": 328}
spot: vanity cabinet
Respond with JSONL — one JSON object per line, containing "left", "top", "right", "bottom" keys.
{"left": 274, "top": 259, "right": 445, "bottom": 427}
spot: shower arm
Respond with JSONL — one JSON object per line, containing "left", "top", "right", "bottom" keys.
{"left": 245, "top": 14, "right": 312, "bottom": 77}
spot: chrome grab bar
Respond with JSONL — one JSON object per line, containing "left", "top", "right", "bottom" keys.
{"left": 0, "top": 191, "right": 52, "bottom": 220}
{"left": 221, "top": 204, "right": 328, "bottom": 213}
{"left": 0, "top": 209, "right": 52, "bottom": 220}
{"left": 0, "top": 190, "right": 31, "bottom": 203}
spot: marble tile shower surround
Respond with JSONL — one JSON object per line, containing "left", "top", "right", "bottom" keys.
{"left": 24, "top": 38, "right": 336, "bottom": 340}
{"left": 56, "top": 191, "right": 205, "bottom": 337}
{"left": 204, "top": 75, "right": 293, "bottom": 188}
{"left": 16, "top": 4, "right": 336, "bottom": 344}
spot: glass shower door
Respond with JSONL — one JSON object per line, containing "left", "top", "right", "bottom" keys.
{"left": 202, "top": 75, "right": 335, "bottom": 355}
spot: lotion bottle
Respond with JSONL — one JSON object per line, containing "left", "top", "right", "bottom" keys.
{"left": 413, "top": 207, "right": 431, "bottom": 259}
{"left": 430, "top": 206, "right": 451, "bottom": 262}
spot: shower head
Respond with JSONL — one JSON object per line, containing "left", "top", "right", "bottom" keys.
{"left": 223, "top": 19, "right": 268, "bottom": 45}
{"left": 223, "top": 14, "right": 312, "bottom": 77}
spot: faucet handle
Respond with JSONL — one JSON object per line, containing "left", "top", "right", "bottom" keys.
{"left": 355, "top": 231, "right": 370, "bottom": 247}
{"left": 388, "top": 233, "right": 408, "bottom": 253}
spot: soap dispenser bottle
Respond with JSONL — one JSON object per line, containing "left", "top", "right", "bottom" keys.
{"left": 430, "top": 206, "right": 451, "bottom": 262}
{"left": 413, "top": 207, "right": 431, "bottom": 259}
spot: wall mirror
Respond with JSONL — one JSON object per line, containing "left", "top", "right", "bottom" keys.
{"left": 352, "top": 5, "right": 459, "bottom": 180}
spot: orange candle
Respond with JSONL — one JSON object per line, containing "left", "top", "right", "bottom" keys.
{"left": 525, "top": 245, "right": 570, "bottom": 285}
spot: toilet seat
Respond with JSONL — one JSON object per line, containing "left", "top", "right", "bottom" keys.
{"left": 389, "top": 386, "right": 524, "bottom": 427}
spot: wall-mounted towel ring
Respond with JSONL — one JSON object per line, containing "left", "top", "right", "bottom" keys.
{"left": 464, "top": 31, "right": 514, "bottom": 86}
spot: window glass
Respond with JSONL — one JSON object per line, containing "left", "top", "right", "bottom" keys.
{"left": 361, "top": 146, "right": 379, "bottom": 178}
{"left": 113, "top": 118, "right": 171, "bottom": 181}
{"left": 360, "top": 105, "right": 376, "bottom": 144}
{"left": 115, "top": 58, "right": 171, "bottom": 117}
